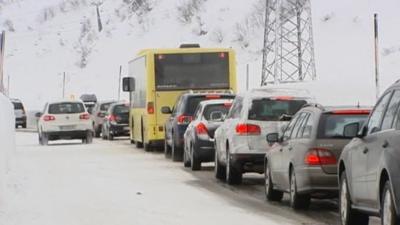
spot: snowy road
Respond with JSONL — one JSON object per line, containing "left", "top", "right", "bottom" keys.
{"left": 2, "top": 132, "right": 380, "bottom": 225}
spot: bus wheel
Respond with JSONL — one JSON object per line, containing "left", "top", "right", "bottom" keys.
{"left": 144, "top": 143, "right": 151, "bottom": 152}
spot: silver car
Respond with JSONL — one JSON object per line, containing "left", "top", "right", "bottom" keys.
{"left": 91, "top": 101, "right": 117, "bottom": 137}
{"left": 264, "top": 105, "right": 370, "bottom": 209}
{"left": 214, "top": 88, "right": 314, "bottom": 184}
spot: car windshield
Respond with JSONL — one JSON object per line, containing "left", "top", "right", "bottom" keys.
{"left": 185, "top": 95, "right": 234, "bottom": 115}
{"left": 12, "top": 102, "right": 23, "bottom": 110}
{"left": 203, "top": 104, "right": 231, "bottom": 120}
{"left": 48, "top": 103, "right": 85, "bottom": 114}
{"left": 113, "top": 105, "right": 129, "bottom": 115}
{"left": 248, "top": 99, "right": 307, "bottom": 121}
{"left": 318, "top": 114, "right": 369, "bottom": 139}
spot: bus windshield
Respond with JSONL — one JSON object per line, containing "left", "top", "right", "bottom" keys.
{"left": 154, "top": 52, "right": 230, "bottom": 91}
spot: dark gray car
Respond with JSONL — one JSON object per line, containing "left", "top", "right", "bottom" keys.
{"left": 339, "top": 81, "right": 400, "bottom": 225}
{"left": 265, "top": 105, "right": 370, "bottom": 209}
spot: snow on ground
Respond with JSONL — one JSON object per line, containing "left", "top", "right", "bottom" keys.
{"left": 2, "top": 133, "right": 297, "bottom": 225}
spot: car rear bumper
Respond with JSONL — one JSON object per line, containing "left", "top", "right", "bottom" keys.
{"left": 15, "top": 117, "right": 26, "bottom": 125}
{"left": 230, "top": 153, "right": 265, "bottom": 173}
{"left": 193, "top": 138, "right": 215, "bottom": 162}
{"left": 110, "top": 124, "right": 130, "bottom": 136}
{"left": 46, "top": 130, "right": 88, "bottom": 140}
{"left": 296, "top": 166, "right": 338, "bottom": 196}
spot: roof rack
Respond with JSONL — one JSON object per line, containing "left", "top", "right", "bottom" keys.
{"left": 302, "top": 103, "right": 324, "bottom": 110}
{"left": 184, "top": 89, "right": 234, "bottom": 94}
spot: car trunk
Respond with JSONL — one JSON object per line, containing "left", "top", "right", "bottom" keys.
{"left": 314, "top": 139, "right": 351, "bottom": 174}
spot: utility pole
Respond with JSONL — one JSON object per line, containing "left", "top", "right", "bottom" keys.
{"left": 374, "top": 13, "right": 380, "bottom": 100}
{"left": 0, "top": 31, "right": 5, "bottom": 94}
{"left": 118, "top": 65, "right": 122, "bottom": 101}
{"left": 93, "top": 2, "right": 103, "bottom": 32}
{"left": 62, "top": 72, "right": 66, "bottom": 99}
{"left": 246, "top": 64, "right": 249, "bottom": 91}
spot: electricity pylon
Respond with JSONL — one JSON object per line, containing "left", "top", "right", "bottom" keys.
{"left": 261, "top": 0, "right": 316, "bottom": 85}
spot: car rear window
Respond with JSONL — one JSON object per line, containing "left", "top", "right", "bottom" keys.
{"left": 203, "top": 104, "right": 231, "bottom": 120}
{"left": 248, "top": 99, "right": 307, "bottom": 121}
{"left": 12, "top": 102, "right": 23, "bottom": 110}
{"left": 113, "top": 105, "right": 129, "bottom": 115}
{"left": 185, "top": 95, "right": 234, "bottom": 115}
{"left": 48, "top": 103, "right": 85, "bottom": 114}
{"left": 100, "top": 103, "right": 113, "bottom": 111}
{"left": 318, "top": 114, "right": 369, "bottom": 139}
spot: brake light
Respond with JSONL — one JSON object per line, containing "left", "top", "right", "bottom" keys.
{"left": 206, "top": 95, "right": 220, "bottom": 99}
{"left": 177, "top": 115, "right": 192, "bottom": 125}
{"left": 273, "top": 96, "right": 294, "bottom": 101}
{"left": 80, "top": 113, "right": 90, "bottom": 120}
{"left": 157, "top": 54, "right": 164, "bottom": 60}
{"left": 147, "top": 102, "right": 155, "bottom": 114}
{"left": 219, "top": 52, "right": 226, "bottom": 58}
{"left": 109, "top": 114, "right": 117, "bottom": 122}
{"left": 224, "top": 102, "right": 232, "bottom": 108}
{"left": 331, "top": 110, "right": 371, "bottom": 115}
{"left": 305, "top": 148, "right": 337, "bottom": 165}
{"left": 235, "top": 123, "right": 261, "bottom": 135}
{"left": 196, "top": 122, "right": 208, "bottom": 134}
{"left": 43, "top": 115, "right": 56, "bottom": 121}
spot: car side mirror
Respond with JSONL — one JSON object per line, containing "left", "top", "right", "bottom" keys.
{"left": 35, "top": 112, "right": 42, "bottom": 118}
{"left": 123, "top": 77, "right": 135, "bottom": 92}
{"left": 161, "top": 106, "right": 172, "bottom": 114}
{"left": 266, "top": 133, "right": 280, "bottom": 144}
{"left": 358, "top": 125, "right": 368, "bottom": 138}
{"left": 343, "top": 122, "right": 360, "bottom": 138}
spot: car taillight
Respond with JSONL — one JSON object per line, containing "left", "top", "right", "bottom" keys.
{"left": 109, "top": 114, "right": 117, "bottom": 122}
{"left": 206, "top": 95, "right": 221, "bottom": 99}
{"left": 80, "top": 113, "right": 90, "bottom": 120}
{"left": 43, "top": 115, "right": 56, "bottom": 121}
{"left": 235, "top": 123, "right": 261, "bottom": 136}
{"left": 97, "top": 112, "right": 105, "bottom": 118}
{"left": 196, "top": 122, "right": 208, "bottom": 135}
{"left": 177, "top": 115, "right": 192, "bottom": 125}
{"left": 147, "top": 102, "right": 154, "bottom": 114}
{"left": 305, "top": 148, "right": 337, "bottom": 165}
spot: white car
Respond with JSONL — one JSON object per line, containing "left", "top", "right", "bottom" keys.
{"left": 214, "top": 88, "right": 314, "bottom": 184}
{"left": 37, "top": 100, "right": 93, "bottom": 145}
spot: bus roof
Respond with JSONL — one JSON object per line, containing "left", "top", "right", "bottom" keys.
{"left": 136, "top": 47, "right": 235, "bottom": 57}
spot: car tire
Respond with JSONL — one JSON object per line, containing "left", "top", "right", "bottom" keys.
{"left": 225, "top": 150, "right": 242, "bottom": 185}
{"left": 214, "top": 150, "right": 226, "bottom": 180}
{"left": 172, "top": 136, "right": 182, "bottom": 162}
{"left": 94, "top": 127, "right": 101, "bottom": 138}
{"left": 190, "top": 144, "right": 201, "bottom": 171}
{"left": 144, "top": 143, "right": 151, "bottom": 152}
{"left": 183, "top": 145, "right": 191, "bottom": 167}
{"left": 381, "top": 181, "right": 400, "bottom": 225}
{"left": 289, "top": 168, "right": 310, "bottom": 210}
{"left": 108, "top": 132, "right": 114, "bottom": 141}
{"left": 41, "top": 132, "right": 49, "bottom": 146}
{"left": 84, "top": 131, "right": 93, "bottom": 144}
{"left": 22, "top": 123, "right": 27, "bottom": 129}
{"left": 130, "top": 139, "right": 135, "bottom": 144}
{"left": 264, "top": 163, "right": 283, "bottom": 202}
{"left": 164, "top": 137, "right": 171, "bottom": 158}
{"left": 339, "top": 171, "right": 369, "bottom": 225}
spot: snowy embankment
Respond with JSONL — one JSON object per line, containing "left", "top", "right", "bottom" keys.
{"left": 0, "top": 93, "right": 15, "bottom": 204}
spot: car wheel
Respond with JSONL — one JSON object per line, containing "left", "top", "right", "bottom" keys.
{"left": 85, "top": 131, "right": 93, "bottom": 144}
{"left": 171, "top": 135, "right": 182, "bottom": 162}
{"left": 144, "top": 143, "right": 151, "bottom": 152}
{"left": 183, "top": 145, "right": 191, "bottom": 167}
{"left": 190, "top": 144, "right": 201, "bottom": 171}
{"left": 108, "top": 131, "right": 114, "bottom": 141}
{"left": 264, "top": 163, "right": 283, "bottom": 201}
{"left": 38, "top": 132, "right": 43, "bottom": 145}
{"left": 41, "top": 132, "right": 49, "bottom": 146}
{"left": 339, "top": 171, "right": 369, "bottom": 225}
{"left": 381, "top": 181, "right": 400, "bottom": 225}
{"left": 290, "top": 168, "right": 310, "bottom": 210}
{"left": 94, "top": 127, "right": 101, "bottom": 138}
{"left": 164, "top": 137, "right": 171, "bottom": 158}
{"left": 225, "top": 150, "right": 242, "bottom": 185}
{"left": 214, "top": 150, "right": 226, "bottom": 180}
{"left": 22, "top": 123, "right": 27, "bottom": 129}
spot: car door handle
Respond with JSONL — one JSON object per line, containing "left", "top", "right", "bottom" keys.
{"left": 363, "top": 147, "right": 369, "bottom": 154}
{"left": 382, "top": 140, "right": 389, "bottom": 148}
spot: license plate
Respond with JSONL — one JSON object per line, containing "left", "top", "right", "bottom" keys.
{"left": 60, "top": 125, "right": 76, "bottom": 131}
{"left": 123, "top": 127, "right": 130, "bottom": 131}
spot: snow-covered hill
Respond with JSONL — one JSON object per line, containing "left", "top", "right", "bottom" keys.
{"left": 1, "top": 0, "right": 400, "bottom": 109}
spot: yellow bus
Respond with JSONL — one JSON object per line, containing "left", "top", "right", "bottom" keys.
{"left": 123, "top": 44, "right": 237, "bottom": 151}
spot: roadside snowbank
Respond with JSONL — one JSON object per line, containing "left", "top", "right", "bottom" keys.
{"left": 0, "top": 93, "right": 15, "bottom": 201}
